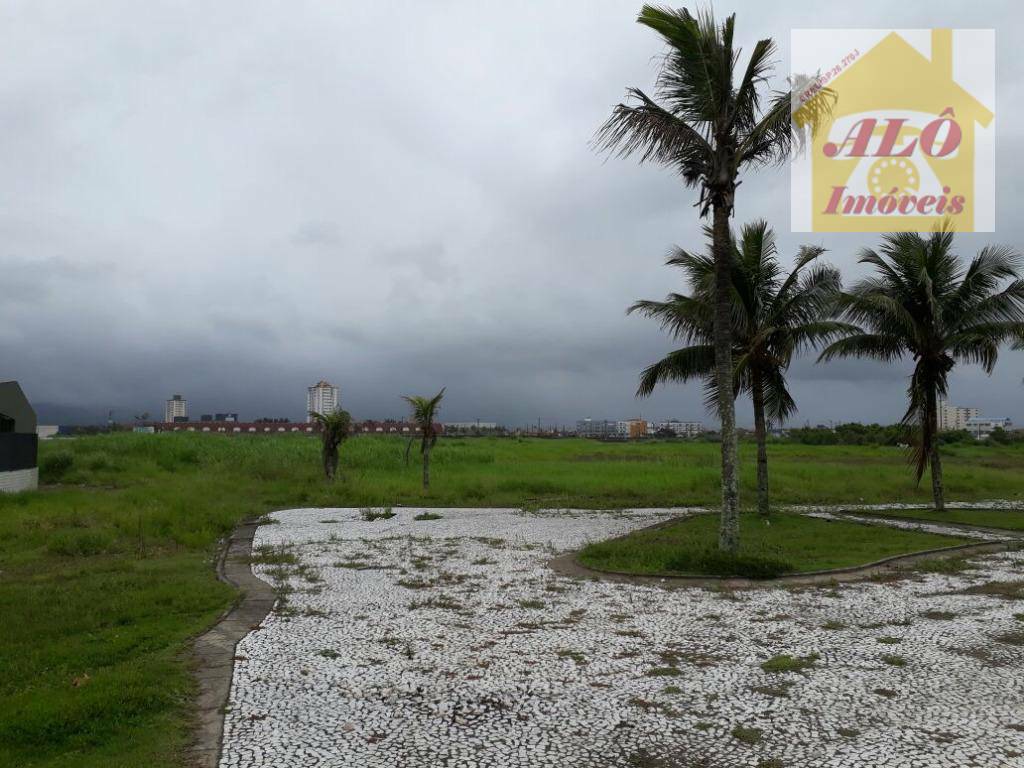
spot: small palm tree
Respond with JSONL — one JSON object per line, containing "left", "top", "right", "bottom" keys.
{"left": 402, "top": 388, "right": 445, "bottom": 491}
{"left": 597, "top": 6, "right": 830, "bottom": 553}
{"left": 820, "top": 229, "right": 1024, "bottom": 511}
{"left": 630, "top": 221, "right": 846, "bottom": 516}
{"left": 310, "top": 409, "right": 352, "bottom": 481}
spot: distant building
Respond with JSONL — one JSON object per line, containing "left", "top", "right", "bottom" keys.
{"left": 966, "top": 416, "right": 1013, "bottom": 439}
{"left": 0, "top": 381, "right": 38, "bottom": 493}
{"left": 445, "top": 421, "right": 501, "bottom": 434}
{"left": 577, "top": 418, "right": 655, "bottom": 439}
{"left": 617, "top": 419, "right": 648, "bottom": 439}
{"left": 655, "top": 419, "right": 705, "bottom": 438}
{"left": 165, "top": 394, "right": 188, "bottom": 424}
{"left": 215, "top": 413, "right": 239, "bottom": 422}
{"left": 307, "top": 380, "right": 340, "bottom": 422}
{"left": 576, "top": 419, "right": 619, "bottom": 438}
{"left": 356, "top": 419, "right": 441, "bottom": 435}
{"left": 149, "top": 418, "right": 436, "bottom": 436}
{"left": 36, "top": 425, "right": 60, "bottom": 440}
{"left": 937, "top": 399, "right": 979, "bottom": 431}
{"left": 154, "top": 419, "right": 315, "bottom": 435}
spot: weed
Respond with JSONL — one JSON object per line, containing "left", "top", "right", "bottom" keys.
{"left": 517, "top": 598, "right": 546, "bottom": 610}
{"left": 39, "top": 452, "right": 74, "bottom": 481}
{"left": 251, "top": 545, "right": 298, "bottom": 566}
{"left": 915, "top": 557, "right": 975, "bottom": 575}
{"left": 963, "top": 581, "right": 1024, "bottom": 600}
{"left": 994, "top": 630, "right": 1024, "bottom": 646}
{"left": 408, "top": 594, "right": 463, "bottom": 611}
{"left": 361, "top": 507, "right": 396, "bottom": 522}
{"left": 645, "top": 667, "right": 682, "bottom": 677}
{"left": 750, "top": 681, "right": 794, "bottom": 698}
{"left": 397, "top": 578, "right": 432, "bottom": 589}
{"left": 556, "top": 649, "right": 587, "bottom": 665}
{"left": 760, "top": 653, "right": 820, "bottom": 674}
{"left": 731, "top": 725, "right": 763, "bottom": 744}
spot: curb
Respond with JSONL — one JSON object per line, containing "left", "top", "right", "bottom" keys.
{"left": 190, "top": 519, "right": 275, "bottom": 768}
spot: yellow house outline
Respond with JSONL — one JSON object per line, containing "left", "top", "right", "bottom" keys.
{"left": 797, "top": 30, "right": 993, "bottom": 232}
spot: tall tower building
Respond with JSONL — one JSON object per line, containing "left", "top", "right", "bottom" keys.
{"left": 307, "top": 381, "right": 340, "bottom": 422}
{"left": 937, "top": 399, "right": 980, "bottom": 431}
{"left": 165, "top": 394, "right": 188, "bottom": 423}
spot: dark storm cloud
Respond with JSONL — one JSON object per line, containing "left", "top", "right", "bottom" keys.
{"left": 2, "top": 0, "right": 1022, "bottom": 427}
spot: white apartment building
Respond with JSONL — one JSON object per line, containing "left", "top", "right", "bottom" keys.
{"left": 576, "top": 419, "right": 619, "bottom": 438}
{"left": 307, "top": 380, "right": 340, "bottom": 422}
{"left": 966, "top": 416, "right": 1013, "bottom": 439}
{"left": 165, "top": 394, "right": 188, "bottom": 423}
{"left": 656, "top": 419, "right": 705, "bottom": 438}
{"left": 937, "top": 399, "right": 979, "bottom": 432}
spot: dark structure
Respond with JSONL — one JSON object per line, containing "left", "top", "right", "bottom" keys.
{"left": 0, "top": 381, "right": 39, "bottom": 492}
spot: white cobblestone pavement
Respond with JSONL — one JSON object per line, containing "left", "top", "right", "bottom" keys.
{"left": 219, "top": 506, "right": 1024, "bottom": 768}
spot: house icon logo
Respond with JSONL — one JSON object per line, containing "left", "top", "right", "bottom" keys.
{"left": 791, "top": 29, "right": 995, "bottom": 233}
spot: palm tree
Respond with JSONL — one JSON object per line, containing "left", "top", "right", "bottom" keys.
{"left": 596, "top": 6, "right": 827, "bottom": 552}
{"left": 310, "top": 409, "right": 352, "bottom": 481}
{"left": 630, "top": 220, "right": 846, "bottom": 516}
{"left": 402, "top": 388, "right": 445, "bottom": 490}
{"left": 820, "top": 229, "right": 1024, "bottom": 511}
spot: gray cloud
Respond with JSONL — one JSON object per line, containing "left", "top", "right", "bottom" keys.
{"left": 2, "top": 0, "right": 1022, "bottom": 427}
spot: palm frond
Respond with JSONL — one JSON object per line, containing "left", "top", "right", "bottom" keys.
{"left": 402, "top": 388, "right": 446, "bottom": 451}
{"left": 635, "top": 345, "right": 716, "bottom": 398}
{"left": 818, "top": 333, "right": 905, "bottom": 364}
{"left": 594, "top": 88, "right": 712, "bottom": 184}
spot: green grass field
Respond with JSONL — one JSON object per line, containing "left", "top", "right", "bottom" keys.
{"left": 576, "top": 512, "right": 972, "bottom": 578}
{"left": 1, "top": 432, "right": 1022, "bottom": 767}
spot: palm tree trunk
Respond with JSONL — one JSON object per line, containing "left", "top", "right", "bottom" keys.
{"left": 751, "top": 368, "right": 769, "bottom": 517}
{"left": 927, "top": 393, "right": 944, "bottom": 511}
{"left": 712, "top": 202, "right": 739, "bottom": 553}
{"left": 422, "top": 447, "right": 431, "bottom": 491}
{"left": 322, "top": 446, "right": 335, "bottom": 480}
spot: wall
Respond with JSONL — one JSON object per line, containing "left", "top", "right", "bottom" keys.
{"left": 0, "top": 432, "right": 38, "bottom": 472}
{"left": 0, "top": 467, "right": 38, "bottom": 493}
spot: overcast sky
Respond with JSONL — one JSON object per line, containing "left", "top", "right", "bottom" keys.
{"left": 2, "top": 0, "right": 1022, "bottom": 427}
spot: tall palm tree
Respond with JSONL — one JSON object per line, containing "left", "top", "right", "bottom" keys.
{"left": 631, "top": 220, "right": 846, "bottom": 516}
{"left": 402, "top": 388, "right": 445, "bottom": 491}
{"left": 310, "top": 409, "right": 352, "bottom": 481}
{"left": 820, "top": 229, "right": 1024, "bottom": 511}
{"left": 596, "top": 6, "right": 827, "bottom": 552}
